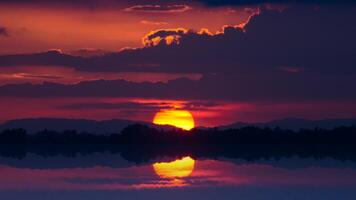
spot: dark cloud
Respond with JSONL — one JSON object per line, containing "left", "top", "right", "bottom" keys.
{"left": 60, "top": 102, "right": 172, "bottom": 110}
{"left": 60, "top": 101, "right": 220, "bottom": 111}
{"left": 0, "top": 50, "right": 83, "bottom": 67}
{"left": 0, "top": 27, "right": 9, "bottom": 37}
{"left": 181, "top": 101, "right": 220, "bottom": 110}
{"left": 66, "top": 48, "right": 108, "bottom": 58}
{"left": 129, "top": 6, "right": 356, "bottom": 74}
{"left": 124, "top": 4, "right": 191, "bottom": 13}
{"left": 194, "top": 0, "right": 356, "bottom": 6}
{"left": 1, "top": 6, "right": 355, "bottom": 74}
{"left": 142, "top": 28, "right": 188, "bottom": 46}
{"left": 1, "top": 72, "right": 356, "bottom": 102}
{"left": 1, "top": 6, "right": 356, "bottom": 103}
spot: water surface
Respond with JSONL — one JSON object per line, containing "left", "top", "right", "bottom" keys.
{"left": 0, "top": 151, "right": 355, "bottom": 199}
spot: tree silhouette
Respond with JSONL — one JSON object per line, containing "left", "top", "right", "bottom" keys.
{"left": 1, "top": 124, "right": 356, "bottom": 162}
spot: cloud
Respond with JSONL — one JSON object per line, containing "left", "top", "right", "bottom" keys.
{"left": 60, "top": 101, "right": 220, "bottom": 111}
{"left": 181, "top": 101, "right": 220, "bottom": 110}
{"left": 142, "top": 28, "right": 189, "bottom": 46}
{"left": 11, "top": 73, "right": 63, "bottom": 79}
{"left": 277, "top": 66, "right": 305, "bottom": 73}
{"left": 194, "top": 0, "right": 356, "bottom": 6}
{"left": 0, "top": 27, "right": 9, "bottom": 37}
{"left": 1, "top": 5, "right": 355, "bottom": 75}
{"left": 1, "top": 5, "right": 356, "bottom": 103}
{"left": 60, "top": 102, "right": 172, "bottom": 110}
{"left": 124, "top": 4, "right": 191, "bottom": 13}
{"left": 140, "top": 20, "right": 168, "bottom": 26}
{"left": 66, "top": 48, "right": 108, "bottom": 58}
{"left": 1, "top": 72, "right": 356, "bottom": 102}
{"left": 0, "top": 0, "right": 119, "bottom": 8}
{"left": 0, "top": 50, "right": 83, "bottom": 68}
{"left": 1, "top": 0, "right": 354, "bottom": 7}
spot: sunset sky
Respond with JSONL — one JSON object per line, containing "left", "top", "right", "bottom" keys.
{"left": 1, "top": 0, "right": 356, "bottom": 127}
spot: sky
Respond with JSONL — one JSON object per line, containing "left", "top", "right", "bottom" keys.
{"left": 0, "top": 0, "right": 356, "bottom": 127}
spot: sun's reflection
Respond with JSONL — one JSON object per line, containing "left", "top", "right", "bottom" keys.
{"left": 152, "top": 156, "right": 195, "bottom": 187}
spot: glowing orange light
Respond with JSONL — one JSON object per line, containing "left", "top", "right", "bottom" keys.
{"left": 153, "top": 109, "right": 195, "bottom": 130}
{"left": 153, "top": 156, "right": 195, "bottom": 179}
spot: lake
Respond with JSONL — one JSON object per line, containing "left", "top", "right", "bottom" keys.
{"left": 0, "top": 148, "right": 355, "bottom": 200}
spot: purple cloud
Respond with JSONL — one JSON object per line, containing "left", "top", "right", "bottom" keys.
{"left": 1, "top": 6, "right": 355, "bottom": 75}
{"left": 0, "top": 27, "right": 9, "bottom": 37}
{"left": 1, "top": 6, "right": 356, "bottom": 103}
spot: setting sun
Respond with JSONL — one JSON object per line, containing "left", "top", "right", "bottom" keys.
{"left": 153, "top": 156, "right": 195, "bottom": 179}
{"left": 153, "top": 109, "right": 195, "bottom": 130}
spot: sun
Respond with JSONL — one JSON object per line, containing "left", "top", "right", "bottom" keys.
{"left": 153, "top": 109, "right": 195, "bottom": 130}
{"left": 153, "top": 156, "right": 195, "bottom": 179}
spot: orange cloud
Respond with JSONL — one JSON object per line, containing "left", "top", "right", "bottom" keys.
{"left": 124, "top": 4, "right": 192, "bottom": 13}
{"left": 0, "top": 3, "right": 251, "bottom": 54}
{"left": 140, "top": 7, "right": 259, "bottom": 48}
{"left": 142, "top": 28, "right": 189, "bottom": 46}
{"left": 140, "top": 20, "right": 168, "bottom": 26}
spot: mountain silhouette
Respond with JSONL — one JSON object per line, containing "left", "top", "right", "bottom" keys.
{"left": 1, "top": 117, "right": 356, "bottom": 134}
{"left": 220, "top": 118, "right": 356, "bottom": 131}
{"left": 0, "top": 118, "right": 145, "bottom": 134}
{"left": 0, "top": 118, "right": 180, "bottom": 134}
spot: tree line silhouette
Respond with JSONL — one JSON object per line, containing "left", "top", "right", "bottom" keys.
{"left": 1, "top": 124, "right": 356, "bottom": 162}
{"left": 1, "top": 124, "right": 356, "bottom": 145}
